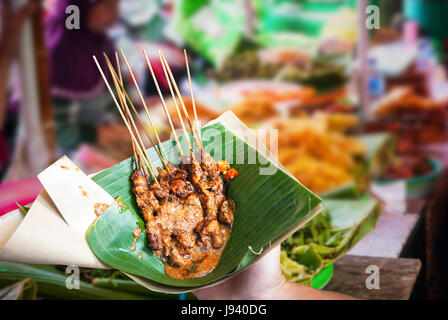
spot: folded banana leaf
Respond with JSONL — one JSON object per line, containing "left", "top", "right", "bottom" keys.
{"left": 356, "top": 133, "right": 396, "bottom": 178}
{"left": 281, "top": 198, "right": 381, "bottom": 284}
{"left": 87, "top": 113, "right": 322, "bottom": 291}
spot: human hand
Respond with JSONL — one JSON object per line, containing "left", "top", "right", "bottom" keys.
{"left": 193, "top": 246, "right": 355, "bottom": 300}
{"left": 193, "top": 246, "right": 287, "bottom": 300}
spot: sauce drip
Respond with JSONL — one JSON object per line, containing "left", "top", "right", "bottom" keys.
{"left": 130, "top": 227, "right": 142, "bottom": 251}
{"left": 94, "top": 203, "right": 109, "bottom": 217}
{"left": 60, "top": 165, "right": 69, "bottom": 170}
{"left": 79, "top": 186, "right": 88, "bottom": 197}
{"left": 115, "top": 198, "right": 125, "bottom": 209}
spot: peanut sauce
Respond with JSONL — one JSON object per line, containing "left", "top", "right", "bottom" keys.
{"left": 94, "top": 203, "right": 109, "bottom": 217}
{"left": 165, "top": 249, "right": 223, "bottom": 280}
{"left": 130, "top": 227, "right": 142, "bottom": 252}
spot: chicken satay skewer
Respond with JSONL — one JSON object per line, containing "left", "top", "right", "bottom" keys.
{"left": 93, "top": 55, "right": 159, "bottom": 184}
{"left": 142, "top": 50, "right": 184, "bottom": 158}
{"left": 103, "top": 53, "right": 170, "bottom": 172}
{"left": 158, "top": 50, "right": 195, "bottom": 162}
{"left": 183, "top": 49, "right": 203, "bottom": 150}
{"left": 159, "top": 50, "right": 202, "bottom": 153}
{"left": 119, "top": 49, "right": 172, "bottom": 172}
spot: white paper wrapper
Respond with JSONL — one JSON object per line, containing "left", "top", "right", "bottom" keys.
{"left": 0, "top": 189, "right": 107, "bottom": 268}
{"left": 38, "top": 156, "right": 115, "bottom": 233}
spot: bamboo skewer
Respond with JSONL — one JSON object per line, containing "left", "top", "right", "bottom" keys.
{"left": 95, "top": 48, "right": 205, "bottom": 182}
{"left": 93, "top": 55, "right": 159, "bottom": 185}
{"left": 106, "top": 63, "right": 157, "bottom": 182}
{"left": 106, "top": 59, "right": 159, "bottom": 182}
{"left": 158, "top": 50, "right": 195, "bottom": 162}
{"left": 183, "top": 49, "right": 203, "bottom": 150}
{"left": 115, "top": 52, "right": 141, "bottom": 172}
{"left": 142, "top": 50, "right": 184, "bottom": 158}
{"left": 103, "top": 53, "right": 169, "bottom": 172}
{"left": 119, "top": 49, "right": 172, "bottom": 172}
{"left": 117, "top": 62, "right": 142, "bottom": 174}
{"left": 159, "top": 50, "right": 202, "bottom": 153}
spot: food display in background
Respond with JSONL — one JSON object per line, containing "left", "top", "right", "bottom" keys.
{"left": 365, "top": 87, "right": 446, "bottom": 185}
{"left": 281, "top": 199, "right": 381, "bottom": 285}
{"left": 218, "top": 48, "right": 281, "bottom": 81}
{"left": 365, "top": 87, "right": 448, "bottom": 145}
{"left": 165, "top": 96, "right": 221, "bottom": 128}
{"left": 217, "top": 44, "right": 348, "bottom": 94}
{"left": 289, "top": 88, "right": 357, "bottom": 116}
{"left": 278, "top": 59, "right": 348, "bottom": 94}
{"left": 381, "top": 154, "right": 432, "bottom": 181}
{"left": 229, "top": 96, "right": 280, "bottom": 125}
{"left": 261, "top": 113, "right": 367, "bottom": 195}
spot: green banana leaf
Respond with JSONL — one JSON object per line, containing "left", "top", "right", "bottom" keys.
{"left": 281, "top": 198, "right": 381, "bottom": 283}
{"left": 0, "top": 262, "right": 161, "bottom": 300}
{"left": 87, "top": 120, "right": 321, "bottom": 289}
{"left": 0, "top": 278, "right": 37, "bottom": 300}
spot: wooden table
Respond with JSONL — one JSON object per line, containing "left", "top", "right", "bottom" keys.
{"left": 326, "top": 255, "right": 422, "bottom": 300}
{"left": 348, "top": 199, "right": 425, "bottom": 258}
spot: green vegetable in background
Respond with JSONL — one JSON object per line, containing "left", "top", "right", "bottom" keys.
{"left": 0, "top": 278, "right": 37, "bottom": 300}
{"left": 281, "top": 199, "right": 381, "bottom": 284}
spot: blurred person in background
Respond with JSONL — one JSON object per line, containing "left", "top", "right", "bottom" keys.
{"left": 0, "top": 0, "right": 40, "bottom": 177}
{"left": 45, "top": 0, "right": 120, "bottom": 154}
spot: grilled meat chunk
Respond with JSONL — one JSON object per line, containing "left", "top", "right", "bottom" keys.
{"left": 130, "top": 152, "right": 235, "bottom": 279}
